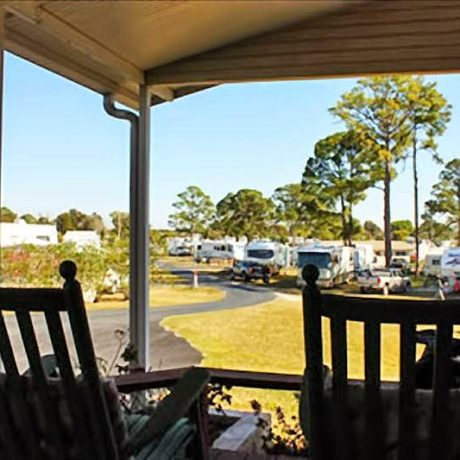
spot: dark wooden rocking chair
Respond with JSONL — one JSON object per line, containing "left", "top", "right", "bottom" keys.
{"left": 0, "top": 260, "right": 210, "bottom": 460}
{"left": 300, "top": 264, "right": 460, "bottom": 460}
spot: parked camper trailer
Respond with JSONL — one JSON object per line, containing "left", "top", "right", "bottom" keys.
{"left": 296, "top": 244, "right": 354, "bottom": 288}
{"left": 423, "top": 251, "right": 444, "bottom": 277}
{"left": 441, "top": 247, "right": 460, "bottom": 280}
{"left": 168, "top": 237, "right": 193, "bottom": 256}
{"left": 195, "top": 240, "right": 245, "bottom": 262}
{"left": 353, "top": 244, "right": 375, "bottom": 272}
{"left": 245, "top": 240, "right": 285, "bottom": 275}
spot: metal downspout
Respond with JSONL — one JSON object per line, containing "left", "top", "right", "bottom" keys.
{"left": 102, "top": 94, "right": 142, "bottom": 364}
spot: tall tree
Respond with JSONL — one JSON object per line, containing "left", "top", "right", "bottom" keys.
{"left": 20, "top": 213, "right": 38, "bottom": 224}
{"left": 419, "top": 210, "right": 454, "bottom": 245}
{"left": 331, "top": 76, "right": 416, "bottom": 265}
{"left": 425, "top": 159, "right": 460, "bottom": 245}
{"left": 56, "top": 209, "right": 104, "bottom": 234}
{"left": 391, "top": 220, "right": 414, "bottom": 241}
{"left": 272, "top": 184, "right": 309, "bottom": 239}
{"left": 363, "top": 220, "right": 384, "bottom": 240}
{"left": 303, "top": 131, "right": 373, "bottom": 246}
{"left": 405, "top": 77, "right": 451, "bottom": 274}
{"left": 0, "top": 207, "right": 17, "bottom": 223}
{"left": 37, "top": 216, "right": 54, "bottom": 225}
{"left": 215, "top": 189, "right": 274, "bottom": 240}
{"left": 272, "top": 183, "right": 340, "bottom": 241}
{"left": 168, "top": 186, "right": 215, "bottom": 236}
{"left": 110, "top": 211, "right": 130, "bottom": 239}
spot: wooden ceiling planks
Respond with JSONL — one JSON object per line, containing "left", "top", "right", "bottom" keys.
{"left": 146, "top": 0, "right": 460, "bottom": 86}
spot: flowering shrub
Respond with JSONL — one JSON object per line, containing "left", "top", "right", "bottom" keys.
{"left": 0, "top": 242, "right": 129, "bottom": 297}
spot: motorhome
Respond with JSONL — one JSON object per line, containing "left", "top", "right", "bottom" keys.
{"left": 353, "top": 244, "right": 375, "bottom": 272}
{"left": 168, "top": 237, "right": 193, "bottom": 256}
{"left": 423, "top": 249, "right": 445, "bottom": 277}
{"left": 440, "top": 247, "right": 460, "bottom": 280}
{"left": 195, "top": 239, "right": 246, "bottom": 262}
{"left": 296, "top": 244, "right": 354, "bottom": 288}
{"left": 245, "top": 240, "right": 286, "bottom": 274}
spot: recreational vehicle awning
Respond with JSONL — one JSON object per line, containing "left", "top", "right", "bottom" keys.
{"left": 5, "top": 1, "right": 460, "bottom": 108}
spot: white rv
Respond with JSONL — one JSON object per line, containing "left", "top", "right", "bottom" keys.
{"left": 440, "top": 247, "right": 460, "bottom": 279}
{"left": 195, "top": 239, "right": 246, "bottom": 262}
{"left": 423, "top": 249, "right": 444, "bottom": 277}
{"left": 168, "top": 237, "right": 193, "bottom": 256}
{"left": 245, "top": 240, "right": 286, "bottom": 274}
{"left": 353, "top": 244, "right": 375, "bottom": 272}
{"left": 63, "top": 230, "right": 101, "bottom": 248}
{"left": 296, "top": 244, "right": 354, "bottom": 288}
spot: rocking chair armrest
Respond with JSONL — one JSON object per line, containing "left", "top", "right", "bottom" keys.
{"left": 129, "top": 367, "right": 210, "bottom": 451}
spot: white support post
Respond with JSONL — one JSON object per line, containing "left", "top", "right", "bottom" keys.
{"left": 0, "top": 6, "right": 4, "bottom": 226}
{"left": 130, "top": 84, "right": 151, "bottom": 370}
{"left": 0, "top": 6, "right": 5, "bottom": 373}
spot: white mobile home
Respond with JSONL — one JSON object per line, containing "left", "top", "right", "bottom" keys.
{"left": 0, "top": 221, "right": 58, "bottom": 247}
{"left": 63, "top": 230, "right": 101, "bottom": 248}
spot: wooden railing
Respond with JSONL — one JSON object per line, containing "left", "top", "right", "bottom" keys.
{"left": 115, "top": 367, "right": 303, "bottom": 393}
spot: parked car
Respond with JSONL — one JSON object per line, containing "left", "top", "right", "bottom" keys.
{"left": 231, "top": 260, "right": 270, "bottom": 283}
{"left": 169, "top": 246, "right": 192, "bottom": 256}
{"left": 357, "top": 268, "right": 411, "bottom": 294}
{"left": 390, "top": 257, "right": 411, "bottom": 274}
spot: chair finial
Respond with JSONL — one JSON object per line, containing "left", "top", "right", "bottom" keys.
{"left": 60, "top": 260, "right": 77, "bottom": 281}
{"left": 302, "top": 264, "right": 319, "bottom": 287}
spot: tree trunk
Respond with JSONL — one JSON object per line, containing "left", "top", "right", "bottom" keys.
{"left": 457, "top": 185, "right": 460, "bottom": 246}
{"left": 348, "top": 203, "right": 354, "bottom": 246}
{"left": 413, "top": 130, "right": 420, "bottom": 276}
{"left": 384, "top": 160, "right": 392, "bottom": 267}
{"left": 340, "top": 195, "right": 347, "bottom": 246}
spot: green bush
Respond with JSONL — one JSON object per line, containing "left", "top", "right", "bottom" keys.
{"left": 0, "top": 239, "right": 158, "bottom": 299}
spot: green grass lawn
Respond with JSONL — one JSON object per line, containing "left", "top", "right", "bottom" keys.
{"left": 162, "top": 296, "right": 450, "bottom": 418}
{"left": 86, "top": 285, "right": 225, "bottom": 310}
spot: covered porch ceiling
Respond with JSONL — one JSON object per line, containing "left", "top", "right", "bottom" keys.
{"left": 5, "top": 0, "right": 460, "bottom": 109}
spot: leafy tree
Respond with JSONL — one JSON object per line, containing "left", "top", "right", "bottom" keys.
{"left": 20, "top": 213, "right": 38, "bottom": 224}
{"left": 419, "top": 210, "right": 454, "bottom": 245}
{"left": 110, "top": 211, "right": 130, "bottom": 240}
{"left": 363, "top": 220, "right": 384, "bottom": 240}
{"left": 391, "top": 220, "right": 414, "bottom": 241}
{"left": 0, "top": 207, "right": 17, "bottom": 223}
{"left": 37, "top": 216, "right": 54, "bottom": 225}
{"left": 272, "top": 183, "right": 311, "bottom": 239}
{"left": 331, "top": 76, "right": 417, "bottom": 265}
{"left": 405, "top": 77, "right": 451, "bottom": 273}
{"left": 303, "top": 131, "right": 373, "bottom": 246}
{"left": 56, "top": 209, "right": 105, "bottom": 234}
{"left": 215, "top": 189, "right": 274, "bottom": 240}
{"left": 168, "top": 186, "right": 215, "bottom": 236}
{"left": 425, "top": 159, "right": 460, "bottom": 245}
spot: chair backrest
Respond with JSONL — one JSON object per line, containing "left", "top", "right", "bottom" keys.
{"left": 301, "top": 264, "right": 460, "bottom": 460}
{"left": 0, "top": 260, "right": 118, "bottom": 460}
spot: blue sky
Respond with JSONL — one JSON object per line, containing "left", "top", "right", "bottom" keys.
{"left": 3, "top": 53, "right": 458, "bottom": 229}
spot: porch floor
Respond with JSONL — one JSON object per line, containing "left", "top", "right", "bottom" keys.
{"left": 210, "top": 451, "right": 305, "bottom": 459}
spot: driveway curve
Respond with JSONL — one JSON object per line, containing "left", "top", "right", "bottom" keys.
{"left": 86, "top": 267, "right": 276, "bottom": 371}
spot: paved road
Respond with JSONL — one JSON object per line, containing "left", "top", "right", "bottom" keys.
{"left": 7, "top": 268, "right": 276, "bottom": 372}
{"left": 89, "top": 268, "right": 276, "bottom": 370}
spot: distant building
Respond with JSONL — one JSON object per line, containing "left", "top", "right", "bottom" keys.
{"left": 63, "top": 230, "right": 101, "bottom": 248}
{"left": 0, "top": 220, "right": 58, "bottom": 246}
